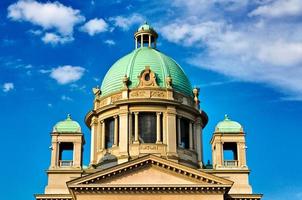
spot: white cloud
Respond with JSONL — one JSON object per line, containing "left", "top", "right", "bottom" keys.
{"left": 24, "top": 64, "right": 32, "bottom": 69}
{"left": 7, "top": 0, "right": 85, "bottom": 36}
{"left": 157, "top": 1, "right": 302, "bottom": 99}
{"left": 39, "top": 69, "right": 51, "bottom": 74}
{"left": 80, "top": 18, "right": 108, "bottom": 36}
{"left": 69, "top": 83, "right": 86, "bottom": 92}
{"left": 47, "top": 103, "right": 53, "bottom": 107}
{"left": 104, "top": 39, "right": 115, "bottom": 46}
{"left": 249, "top": 0, "right": 302, "bottom": 18}
{"left": 28, "top": 29, "right": 42, "bottom": 35}
{"left": 42, "top": 32, "right": 74, "bottom": 45}
{"left": 171, "top": 0, "right": 249, "bottom": 16}
{"left": 2, "top": 82, "right": 14, "bottom": 92}
{"left": 93, "top": 77, "right": 100, "bottom": 82}
{"left": 61, "top": 95, "right": 73, "bottom": 101}
{"left": 109, "top": 13, "right": 144, "bottom": 31}
{"left": 48, "top": 65, "right": 85, "bottom": 84}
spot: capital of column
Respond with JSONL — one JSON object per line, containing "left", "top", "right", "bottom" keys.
{"left": 90, "top": 117, "right": 98, "bottom": 126}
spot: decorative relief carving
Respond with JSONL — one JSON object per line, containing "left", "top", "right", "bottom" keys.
{"left": 130, "top": 90, "right": 151, "bottom": 98}
{"left": 137, "top": 66, "right": 159, "bottom": 88}
{"left": 140, "top": 145, "right": 158, "bottom": 150}
{"left": 150, "top": 91, "right": 166, "bottom": 98}
{"left": 99, "top": 99, "right": 107, "bottom": 107}
{"left": 111, "top": 93, "right": 122, "bottom": 102}
{"left": 174, "top": 93, "right": 183, "bottom": 103}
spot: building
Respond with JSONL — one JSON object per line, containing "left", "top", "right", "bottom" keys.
{"left": 35, "top": 23, "right": 262, "bottom": 200}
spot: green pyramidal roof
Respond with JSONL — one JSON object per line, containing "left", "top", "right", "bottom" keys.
{"left": 53, "top": 114, "right": 81, "bottom": 133}
{"left": 215, "top": 115, "right": 243, "bottom": 133}
{"left": 101, "top": 47, "right": 193, "bottom": 97}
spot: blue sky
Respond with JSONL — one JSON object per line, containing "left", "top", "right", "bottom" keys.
{"left": 1, "top": 0, "right": 302, "bottom": 199}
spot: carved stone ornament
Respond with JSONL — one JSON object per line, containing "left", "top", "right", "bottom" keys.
{"left": 150, "top": 91, "right": 166, "bottom": 98}
{"left": 137, "top": 66, "right": 158, "bottom": 88}
{"left": 193, "top": 87, "right": 200, "bottom": 105}
{"left": 92, "top": 86, "right": 101, "bottom": 97}
{"left": 122, "top": 75, "right": 129, "bottom": 89}
{"left": 111, "top": 93, "right": 122, "bottom": 102}
{"left": 166, "top": 76, "right": 172, "bottom": 89}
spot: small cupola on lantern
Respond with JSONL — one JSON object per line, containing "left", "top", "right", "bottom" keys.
{"left": 134, "top": 22, "right": 158, "bottom": 49}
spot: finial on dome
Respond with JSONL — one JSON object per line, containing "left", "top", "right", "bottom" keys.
{"left": 67, "top": 114, "right": 72, "bottom": 120}
{"left": 224, "top": 114, "right": 230, "bottom": 120}
{"left": 92, "top": 86, "right": 101, "bottom": 97}
{"left": 122, "top": 74, "right": 129, "bottom": 89}
{"left": 193, "top": 87, "right": 200, "bottom": 108}
{"left": 134, "top": 22, "right": 158, "bottom": 49}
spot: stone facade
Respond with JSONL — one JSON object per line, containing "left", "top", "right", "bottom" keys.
{"left": 34, "top": 23, "right": 262, "bottom": 200}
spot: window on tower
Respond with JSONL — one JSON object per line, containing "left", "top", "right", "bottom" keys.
{"left": 180, "top": 118, "right": 190, "bottom": 148}
{"left": 138, "top": 112, "right": 156, "bottom": 143}
{"left": 105, "top": 117, "right": 115, "bottom": 148}
{"left": 58, "top": 142, "right": 74, "bottom": 167}
{"left": 223, "top": 142, "right": 238, "bottom": 167}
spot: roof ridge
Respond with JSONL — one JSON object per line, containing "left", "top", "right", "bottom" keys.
{"left": 154, "top": 49, "right": 170, "bottom": 87}
{"left": 126, "top": 48, "right": 141, "bottom": 78}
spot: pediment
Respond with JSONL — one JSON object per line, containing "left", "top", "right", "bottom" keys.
{"left": 68, "top": 155, "right": 232, "bottom": 189}
{"left": 100, "top": 165, "right": 199, "bottom": 185}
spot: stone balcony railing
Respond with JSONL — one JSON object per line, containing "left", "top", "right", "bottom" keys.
{"left": 223, "top": 160, "right": 238, "bottom": 167}
{"left": 59, "top": 160, "right": 73, "bottom": 167}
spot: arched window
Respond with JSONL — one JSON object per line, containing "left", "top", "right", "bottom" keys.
{"left": 105, "top": 118, "right": 114, "bottom": 148}
{"left": 138, "top": 112, "right": 156, "bottom": 143}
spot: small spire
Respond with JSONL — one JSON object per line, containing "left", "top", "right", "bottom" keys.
{"left": 224, "top": 114, "right": 230, "bottom": 120}
{"left": 67, "top": 114, "right": 72, "bottom": 120}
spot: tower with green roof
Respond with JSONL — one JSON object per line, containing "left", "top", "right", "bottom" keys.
{"left": 45, "top": 114, "right": 84, "bottom": 194}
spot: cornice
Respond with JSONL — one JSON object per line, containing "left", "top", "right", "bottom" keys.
{"left": 67, "top": 155, "right": 233, "bottom": 186}
{"left": 203, "top": 169, "right": 251, "bottom": 174}
{"left": 70, "top": 184, "right": 229, "bottom": 194}
{"left": 226, "top": 193, "right": 263, "bottom": 200}
{"left": 34, "top": 194, "right": 72, "bottom": 200}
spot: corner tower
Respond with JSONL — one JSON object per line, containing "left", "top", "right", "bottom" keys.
{"left": 211, "top": 115, "right": 247, "bottom": 169}
{"left": 86, "top": 23, "right": 208, "bottom": 169}
{"left": 45, "top": 114, "right": 84, "bottom": 194}
{"left": 210, "top": 115, "right": 252, "bottom": 194}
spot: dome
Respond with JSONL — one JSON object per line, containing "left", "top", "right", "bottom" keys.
{"left": 53, "top": 114, "right": 81, "bottom": 133}
{"left": 101, "top": 47, "right": 193, "bottom": 97}
{"left": 215, "top": 115, "right": 243, "bottom": 133}
{"left": 138, "top": 22, "right": 154, "bottom": 31}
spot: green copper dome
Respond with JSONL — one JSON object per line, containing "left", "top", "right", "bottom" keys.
{"left": 215, "top": 115, "right": 243, "bottom": 133}
{"left": 53, "top": 114, "right": 81, "bottom": 133}
{"left": 101, "top": 47, "right": 193, "bottom": 97}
